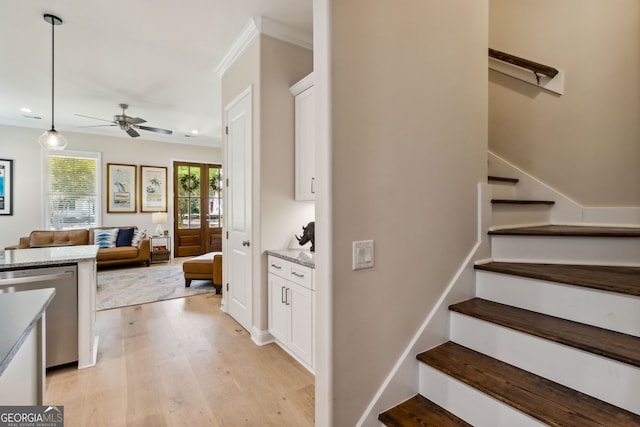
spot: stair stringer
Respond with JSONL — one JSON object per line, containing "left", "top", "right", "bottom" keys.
{"left": 357, "top": 183, "right": 492, "bottom": 427}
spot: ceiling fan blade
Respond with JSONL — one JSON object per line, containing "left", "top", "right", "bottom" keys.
{"left": 74, "top": 114, "right": 114, "bottom": 123}
{"left": 129, "top": 117, "right": 147, "bottom": 125}
{"left": 134, "top": 125, "right": 173, "bottom": 135}
{"left": 126, "top": 128, "right": 140, "bottom": 138}
{"left": 78, "top": 124, "right": 117, "bottom": 128}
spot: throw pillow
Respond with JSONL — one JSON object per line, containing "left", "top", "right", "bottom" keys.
{"left": 94, "top": 229, "right": 118, "bottom": 249}
{"left": 115, "top": 228, "right": 135, "bottom": 247}
{"left": 131, "top": 229, "right": 146, "bottom": 248}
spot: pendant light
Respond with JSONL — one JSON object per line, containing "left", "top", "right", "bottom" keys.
{"left": 38, "top": 14, "right": 67, "bottom": 150}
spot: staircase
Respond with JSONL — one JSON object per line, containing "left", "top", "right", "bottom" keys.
{"left": 379, "top": 177, "right": 640, "bottom": 426}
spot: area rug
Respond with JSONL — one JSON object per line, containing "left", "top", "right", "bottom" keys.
{"left": 96, "top": 262, "right": 217, "bottom": 310}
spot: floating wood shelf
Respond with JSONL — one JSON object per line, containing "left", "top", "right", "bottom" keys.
{"left": 489, "top": 48, "right": 564, "bottom": 95}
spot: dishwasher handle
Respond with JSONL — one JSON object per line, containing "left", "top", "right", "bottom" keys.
{"left": 0, "top": 271, "right": 75, "bottom": 287}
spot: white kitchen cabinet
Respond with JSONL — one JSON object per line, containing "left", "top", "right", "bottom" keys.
{"left": 290, "top": 73, "right": 315, "bottom": 201}
{"left": 267, "top": 255, "right": 314, "bottom": 371}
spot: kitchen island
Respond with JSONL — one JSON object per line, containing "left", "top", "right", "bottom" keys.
{"left": 0, "top": 288, "right": 55, "bottom": 404}
{"left": 0, "top": 246, "right": 99, "bottom": 369}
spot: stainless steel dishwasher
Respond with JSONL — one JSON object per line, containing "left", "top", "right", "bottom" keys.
{"left": 0, "top": 264, "right": 78, "bottom": 368}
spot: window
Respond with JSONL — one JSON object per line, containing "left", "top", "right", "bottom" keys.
{"left": 44, "top": 151, "right": 101, "bottom": 230}
{"left": 176, "top": 163, "right": 223, "bottom": 229}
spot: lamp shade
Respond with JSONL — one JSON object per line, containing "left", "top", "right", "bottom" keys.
{"left": 152, "top": 212, "right": 167, "bottom": 236}
{"left": 152, "top": 212, "right": 167, "bottom": 224}
{"left": 38, "top": 129, "right": 68, "bottom": 150}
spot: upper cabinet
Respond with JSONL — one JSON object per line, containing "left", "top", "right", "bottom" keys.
{"left": 290, "top": 73, "right": 315, "bottom": 201}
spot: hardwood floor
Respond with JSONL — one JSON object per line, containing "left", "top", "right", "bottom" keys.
{"left": 45, "top": 293, "right": 315, "bottom": 426}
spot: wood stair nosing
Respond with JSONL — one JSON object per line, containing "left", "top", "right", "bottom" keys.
{"left": 417, "top": 342, "right": 640, "bottom": 426}
{"left": 488, "top": 175, "right": 519, "bottom": 184}
{"left": 378, "top": 394, "right": 472, "bottom": 427}
{"left": 491, "top": 198, "right": 555, "bottom": 205}
{"left": 450, "top": 297, "right": 640, "bottom": 368}
{"left": 474, "top": 262, "right": 640, "bottom": 298}
{"left": 488, "top": 224, "right": 640, "bottom": 237}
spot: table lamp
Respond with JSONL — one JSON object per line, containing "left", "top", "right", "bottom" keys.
{"left": 152, "top": 212, "right": 167, "bottom": 236}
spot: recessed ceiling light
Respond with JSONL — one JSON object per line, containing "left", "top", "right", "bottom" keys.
{"left": 191, "top": 130, "right": 199, "bottom": 135}
{"left": 20, "top": 107, "right": 32, "bottom": 113}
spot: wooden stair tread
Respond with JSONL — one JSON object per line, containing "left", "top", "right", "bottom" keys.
{"left": 488, "top": 175, "right": 519, "bottom": 183}
{"left": 491, "top": 199, "right": 555, "bottom": 205}
{"left": 378, "top": 394, "right": 471, "bottom": 427}
{"left": 417, "top": 342, "right": 640, "bottom": 426}
{"left": 450, "top": 298, "right": 640, "bottom": 368}
{"left": 489, "top": 224, "right": 640, "bottom": 237}
{"left": 474, "top": 262, "right": 640, "bottom": 297}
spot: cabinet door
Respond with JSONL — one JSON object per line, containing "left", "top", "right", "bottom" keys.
{"left": 294, "top": 86, "right": 316, "bottom": 201}
{"left": 268, "top": 273, "right": 289, "bottom": 344}
{"left": 288, "top": 281, "right": 314, "bottom": 367}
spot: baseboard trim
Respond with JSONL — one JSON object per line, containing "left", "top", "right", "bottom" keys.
{"left": 251, "top": 327, "right": 274, "bottom": 346}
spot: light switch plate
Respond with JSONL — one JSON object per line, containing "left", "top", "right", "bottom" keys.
{"left": 352, "top": 240, "right": 374, "bottom": 270}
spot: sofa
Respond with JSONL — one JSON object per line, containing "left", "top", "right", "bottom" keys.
{"left": 5, "top": 227, "right": 150, "bottom": 268}
{"left": 182, "top": 252, "right": 223, "bottom": 294}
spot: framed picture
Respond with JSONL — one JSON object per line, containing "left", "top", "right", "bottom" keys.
{"left": 0, "top": 159, "right": 13, "bottom": 215}
{"left": 107, "top": 163, "right": 137, "bottom": 213}
{"left": 140, "top": 165, "right": 168, "bottom": 212}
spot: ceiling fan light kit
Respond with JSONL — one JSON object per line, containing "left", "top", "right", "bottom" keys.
{"left": 76, "top": 103, "right": 173, "bottom": 138}
{"left": 39, "top": 13, "right": 67, "bottom": 150}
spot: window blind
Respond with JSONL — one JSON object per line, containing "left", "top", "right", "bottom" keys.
{"left": 45, "top": 152, "right": 99, "bottom": 230}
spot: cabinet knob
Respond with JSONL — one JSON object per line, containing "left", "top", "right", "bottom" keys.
{"left": 242, "top": 240, "right": 251, "bottom": 247}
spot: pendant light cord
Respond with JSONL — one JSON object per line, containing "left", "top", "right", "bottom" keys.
{"left": 51, "top": 18, "right": 55, "bottom": 130}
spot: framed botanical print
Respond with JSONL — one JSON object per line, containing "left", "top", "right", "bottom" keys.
{"left": 0, "top": 159, "right": 13, "bottom": 215}
{"left": 107, "top": 163, "right": 137, "bottom": 213}
{"left": 140, "top": 165, "right": 168, "bottom": 212}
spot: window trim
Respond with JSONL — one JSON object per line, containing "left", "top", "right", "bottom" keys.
{"left": 42, "top": 150, "right": 102, "bottom": 230}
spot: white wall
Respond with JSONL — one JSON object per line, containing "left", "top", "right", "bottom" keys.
{"left": 489, "top": 0, "right": 640, "bottom": 207}
{"left": 221, "top": 34, "right": 314, "bottom": 334}
{"left": 0, "top": 124, "right": 220, "bottom": 249}
{"left": 323, "top": 0, "right": 488, "bottom": 425}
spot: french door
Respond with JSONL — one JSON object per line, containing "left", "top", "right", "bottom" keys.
{"left": 173, "top": 162, "right": 223, "bottom": 257}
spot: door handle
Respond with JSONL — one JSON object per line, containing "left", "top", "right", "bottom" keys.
{"left": 242, "top": 240, "right": 251, "bottom": 247}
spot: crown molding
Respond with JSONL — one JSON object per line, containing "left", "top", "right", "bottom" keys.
{"left": 215, "top": 16, "right": 313, "bottom": 78}
{"left": 258, "top": 16, "right": 313, "bottom": 51}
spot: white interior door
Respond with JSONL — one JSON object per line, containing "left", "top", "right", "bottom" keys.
{"left": 224, "top": 87, "right": 252, "bottom": 332}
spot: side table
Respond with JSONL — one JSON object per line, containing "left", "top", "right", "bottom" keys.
{"left": 150, "top": 236, "right": 171, "bottom": 264}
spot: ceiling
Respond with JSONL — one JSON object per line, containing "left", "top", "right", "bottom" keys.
{"left": 0, "top": 1, "right": 313, "bottom": 148}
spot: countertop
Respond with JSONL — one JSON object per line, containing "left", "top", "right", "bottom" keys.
{"left": 0, "top": 288, "right": 56, "bottom": 376}
{"left": 0, "top": 246, "right": 99, "bottom": 270}
{"left": 266, "top": 249, "right": 315, "bottom": 268}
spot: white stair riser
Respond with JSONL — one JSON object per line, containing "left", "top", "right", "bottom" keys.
{"left": 418, "top": 363, "right": 546, "bottom": 427}
{"left": 491, "top": 205, "right": 550, "bottom": 229}
{"left": 490, "top": 235, "right": 640, "bottom": 266}
{"left": 476, "top": 271, "right": 640, "bottom": 336}
{"left": 490, "top": 183, "right": 517, "bottom": 200}
{"left": 451, "top": 313, "right": 640, "bottom": 414}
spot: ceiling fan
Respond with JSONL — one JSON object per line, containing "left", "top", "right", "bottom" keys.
{"left": 76, "top": 103, "right": 173, "bottom": 138}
